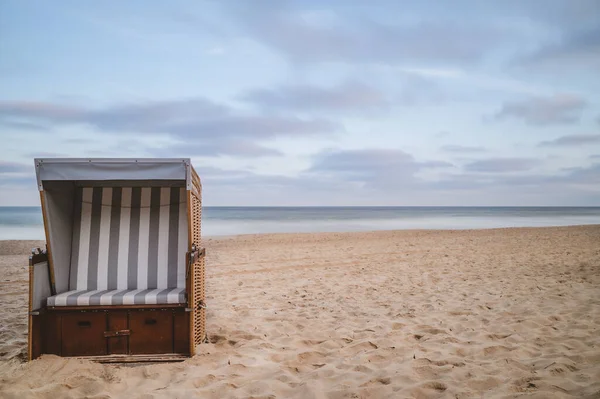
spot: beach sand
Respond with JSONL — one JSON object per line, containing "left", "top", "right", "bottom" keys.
{"left": 0, "top": 226, "right": 599, "bottom": 398}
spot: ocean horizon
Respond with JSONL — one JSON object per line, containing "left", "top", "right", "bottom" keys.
{"left": 1, "top": 205, "right": 600, "bottom": 240}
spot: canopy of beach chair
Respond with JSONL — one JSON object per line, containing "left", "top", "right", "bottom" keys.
{"left": 34, "top": 158, "right": 192, "bottom": 190}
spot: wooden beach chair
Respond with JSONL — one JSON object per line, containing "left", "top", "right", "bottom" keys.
{"left": 28, "top": 158, "right": 206, "bottom": 362}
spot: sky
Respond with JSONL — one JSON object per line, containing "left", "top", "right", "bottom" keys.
{"left": 0, "top": 0, "right": 599, "bottom": 206}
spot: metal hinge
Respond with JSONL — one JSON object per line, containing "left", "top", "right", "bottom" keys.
{"left": 104, "top": 330, "right": 131, "bottom": 338}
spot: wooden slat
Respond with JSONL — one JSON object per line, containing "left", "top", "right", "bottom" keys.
{"left": 72, "top": 354, "right": 188, "bottom": 363}
{"left": 107, "top": 312, "right": 129, "bottom": 354}
{"left": 29, "top": 251, "right": 49, "bottom": 360}
{"left": 129, "top": 311, "right": 173, "bottom": 354}
{"left": 44, "top": 311, "right": 62, "bottom": 355}
{"left": 173, "top": 311, "right": 190, "bottom": 354}
{"left": 61, "top": 312, "right": 107, "bottom": 356}
{"left": 29, "top": 192, "right": 52, "bottom": 361}
{"left": 39, "top": 192, "right": 56, "bottom": 295}
{"left": 30, "top": 311, "right": 43, "bottom": 359}
{"left": 28, "top": 257, "right": 33, "bottom": 360}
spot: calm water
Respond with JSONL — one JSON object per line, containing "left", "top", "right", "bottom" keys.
{"left": 1, "top": 206, "right": 600, "bottom": 240}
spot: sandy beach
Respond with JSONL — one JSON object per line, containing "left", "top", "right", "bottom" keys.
{"left": 0, "top": 226, "right": 599, "bottom": 398}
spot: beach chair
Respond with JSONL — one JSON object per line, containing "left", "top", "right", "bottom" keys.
{"left": 28, "top": 158, "right": 206, "bottom": 362}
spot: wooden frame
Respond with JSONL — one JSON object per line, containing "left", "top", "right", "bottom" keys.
{"left": 28, "top": 249, "right": 49, "bottom": 361}
{"left": 39, "top": 192, "right": 56, "bottom": 295}
{"left": 28, "top": 159, "right": 206, "bottom": 362}
{"left": 188, "top": 166, "right": 206, "bottom": 354}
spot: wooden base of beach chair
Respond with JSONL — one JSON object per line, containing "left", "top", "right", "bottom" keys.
{"left": 73, "top": 353, "right": 189, "bottom": 363}
{"left": 31, "top": 306, "right": 192, "bottom": 360}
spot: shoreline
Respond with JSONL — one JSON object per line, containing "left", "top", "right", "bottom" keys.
{"left": 2, "top": 223, "right": 599, "bottom": 247}
{"left": 202, "top": 222, "right": 600, "bottom": 239}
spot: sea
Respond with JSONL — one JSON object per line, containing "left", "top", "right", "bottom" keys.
{"left": 1, "top": 206, "right": 600, "bottom": 240}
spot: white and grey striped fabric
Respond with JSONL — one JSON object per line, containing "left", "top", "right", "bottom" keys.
{"left": 47, "top": 186, "right": 189, "bottom": 306}
{"left": 47, "top": 287, "right": 186, "bottom": 306}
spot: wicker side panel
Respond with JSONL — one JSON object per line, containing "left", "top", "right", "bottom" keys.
{"left": 190, "top": 191, "right": 206, "bottom": 349}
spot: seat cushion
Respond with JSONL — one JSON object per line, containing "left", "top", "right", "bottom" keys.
{"left": 47, "top": 287, "right": 186, "bottom": 307}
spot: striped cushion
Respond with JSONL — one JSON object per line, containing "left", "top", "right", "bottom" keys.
{"left": 70, "top": 186, "right": 188, "bottom": 291}
{"left": 47, "top": 288, "right": 186, "bottom": 307}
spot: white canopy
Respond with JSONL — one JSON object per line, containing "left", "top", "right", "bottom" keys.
{"left": 34, "top": 158, "right": 192, "bottom": 191}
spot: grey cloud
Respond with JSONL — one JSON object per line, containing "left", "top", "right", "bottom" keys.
{"left": 310, "top": 149, "right": 418, "bottom": 176}
{"left": 441, "top": 145, "right": 487, "bottom": 153}
{"left": 428, "top": 161, "right": 600, "bottom": 194}
{"left": 170, "top": 114, "right": 338, "bottom": 140}
{"left": 494, "top": 94, "right": 586, "bottom": 125}
{"left": 464, "top": 158, "right": 539, "bottom": 173}
{"left": 0, "top": 99, "right": 341, "bottom": 158}
{"left": 523, "top": 0, "right": 600, "bottom": 28}
{"left": 517, "top": 26, "right": 600, "bottom": 70}
{"left": 153, "top": 140, "right": 283, "bottom": 158}
{"left": 555, "top": 163, "right": 600, "bottom": 187}
{"left": 192, "top": 157, "right": 599, "bottom": 206}
{"left": 308, "top": 148, "right": 452, "bottom": 189}
{"left": 1, "top": 119, "right": 50, "bottom": 131}
{"left": 0, "top": 161, "right": 35, "bottom": 187}
{"left": 242, "top": 76, "right": 446, "bottom": 113}
{"left": 419, "top": 160, "right": 454, "bottom": 168}
{"left": 393, "top": 76, "right": 446, "bottom": 106}
{"left": 0, "top": 161, "right": 31, "bottom": 173}
{"left": 242, "top": 81, "right": 389, "bottom": 112}
{"left": 591, "top": 155, "right": 600, "bottom": 159}
{"left": 539, "top": 134, "right": 600, "bottom": 147}
{"left": 26, "top": 152, "right": 67, "bottom": 158}
{"left": 0, "top": 175, "right": 36, "bottom": 187}
{"left": 229, "top": 3, "right": 512, "bottom": 65}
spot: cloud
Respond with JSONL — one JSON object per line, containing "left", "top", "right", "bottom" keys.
{"left": 242, "top": 75, "right": 448, "bottom": 112}
{"left": 441, "top": 145, "right": 487, "bottom": 153}
{"left": 308, "top": 148, "right": 452, "bottom": 189}
{"left": 26, "top": 151, "right": 68, "bottom": 158}
{"left": 1, "top": 119, "right": 50, "bottom": 131}
{"left": 494, "top": 94, "right": 586, "bottom": 125}
{"left": 0, "top": 161, "right": 31, "bottom": 173}
{"left": 420, "top": 160, "right": 454, "bottom": 168}
{"left": 0, "top": 99, "right": 341, "bottom": 157}
{"left": 241, "top": 81, "right": 389, "bottom": 112}
{"left": 522, "top": 0, "right": 600, "bottom": 28}
{"left": 517, "top": 26, "right": 600, "bottom": 70}
{"left": 539, "top": 134, "right": 600, "bottom": 147}
{"left": 197, "top": 156, "right": 599, "bottom": 206}
{"left": 426, "top": 159, "right": 600, "bottom": 196}
{"left": 228, "top": 3, "right": 512, "bottom": 66}
{"left": 0, "top": 175, "right": 36, "bottom": 187}
{"left": 0, "top": 162, "right": 35, "bottom": 188}
{"left": 310, "top": 149, "right": 417, "bottom": 176}
{"left": 560, "top": 163, "right": 600, "bottom": 185}
{"left": 153, "top": 140, "right": 283, "bottom": 158}
{"left": 464, "top": 158, "right": 539, "bottom": 173}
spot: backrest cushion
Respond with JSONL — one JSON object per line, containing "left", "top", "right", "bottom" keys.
{"left": 70, "top": 187, "right": 188, "bottom": 290}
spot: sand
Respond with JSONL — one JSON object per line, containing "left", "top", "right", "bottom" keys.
{"left": 0, "top": 226, "right": 599, "bottom": 398}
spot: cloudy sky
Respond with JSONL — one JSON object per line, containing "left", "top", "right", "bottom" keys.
{"left": 1, "top": 0, "right": 599, "bottom": 206}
